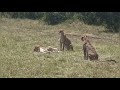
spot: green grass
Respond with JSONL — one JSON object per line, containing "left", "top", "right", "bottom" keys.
{"left": 0, "top": 18, "right": 120, "bottom": 78}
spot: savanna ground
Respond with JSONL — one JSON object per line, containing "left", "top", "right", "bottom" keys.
{"left": 0, "top": 18, "right": 120, "bottom": 78}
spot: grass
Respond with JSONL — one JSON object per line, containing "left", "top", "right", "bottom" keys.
{"left": 0, "top": 18, "right": 120, "bottom": 78}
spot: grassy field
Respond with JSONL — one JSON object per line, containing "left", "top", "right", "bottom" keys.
{"left": 0, "top": 18, "right": 120, "bottom": 78}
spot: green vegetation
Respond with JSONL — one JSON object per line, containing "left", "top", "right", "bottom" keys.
{"left": 0, "top": 18, "right": 120, "bottom": 78}
{"left": 0, "top": 12, "right": 120, "bottom": 32}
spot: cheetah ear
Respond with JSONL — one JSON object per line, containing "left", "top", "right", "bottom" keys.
{"left": 81, "top": 36, "right": 84, "bottom": 41}
{"left": 84, "top": 35, "right": 89, "bottom": 40}
{"left": 59, "top": 30, "right": 62, "bottom": 33}
{"left": 84, "top": 35, "right": 88, "bottom": 38}
{"left": 81, "top": 35, "right": 88, "bottom": 41}
{"left": 59, "top": 29, "right": 64, "bottom": 32}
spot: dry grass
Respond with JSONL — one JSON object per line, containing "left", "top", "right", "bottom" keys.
{"left": 0, "top": 18, "right": 120, "bottom": 78}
